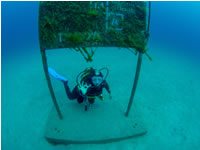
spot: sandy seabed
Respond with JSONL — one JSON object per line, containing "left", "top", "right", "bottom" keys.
{"left": 2, "top": 44, "right": 200, "bottom": 150}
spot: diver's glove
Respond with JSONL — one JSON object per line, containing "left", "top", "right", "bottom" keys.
{"left": 98, "top": 94, "right": 104, "bottom": 101}
{"left": 78, "top": 82, "right": 91, "bottom": 95}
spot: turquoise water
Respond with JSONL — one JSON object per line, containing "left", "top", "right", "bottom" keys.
{"left": 2, "top": 2, "right": 200, "bottom": 150}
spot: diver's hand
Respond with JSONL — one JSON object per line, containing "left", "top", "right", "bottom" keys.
{"left": 78, "top": 82, "right": 91, "bottom": 95}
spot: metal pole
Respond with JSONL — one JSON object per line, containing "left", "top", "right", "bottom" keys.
{"left": 125, "top": 2, "right": 151, "bottom": 117}
{"left": 125, "top": 52, "right": 143, "bottom": 117}
{"left": 40, "top": 48, "right": 63, "bottom": 119}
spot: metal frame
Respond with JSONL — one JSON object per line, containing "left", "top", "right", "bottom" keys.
{"left": 40, "top": 48, "right": 63, "bottom": 119}
{"left": 39, "top": 2, "right": 151, "bottom": 119}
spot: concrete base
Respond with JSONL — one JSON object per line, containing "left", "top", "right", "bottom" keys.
{"left": 45, "top": 100, "right": 147, "bottom": 145}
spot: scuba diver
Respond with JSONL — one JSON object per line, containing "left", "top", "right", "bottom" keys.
{"left": 48, "top": 67, "right": 112, "bottom": 110}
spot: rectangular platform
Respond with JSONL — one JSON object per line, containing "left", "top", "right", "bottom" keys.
{"left": 45, "top": 100, "right": 147, "bottom": 145}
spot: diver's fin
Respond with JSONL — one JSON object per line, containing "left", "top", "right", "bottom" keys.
{"left": 48, "top": 67, "right": 67, "bottom": 82}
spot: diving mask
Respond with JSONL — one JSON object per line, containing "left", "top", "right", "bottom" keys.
{"left": 91, "top": 76, "right": 103, "bottom": 86}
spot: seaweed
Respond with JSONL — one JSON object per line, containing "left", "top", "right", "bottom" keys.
{"left": 74, "top": 47, "right": 96, "bottom": 62}
{"left": 39, "top": 1, "right": 150, "bottom": 61}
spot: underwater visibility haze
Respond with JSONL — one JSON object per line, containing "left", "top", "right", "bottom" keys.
{"left": 2, "top": 1, "right": 200, "bottom": 150}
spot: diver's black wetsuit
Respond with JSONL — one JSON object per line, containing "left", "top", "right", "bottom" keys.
{"left": 63, "top": 77, "right": 111, "bottom": 104}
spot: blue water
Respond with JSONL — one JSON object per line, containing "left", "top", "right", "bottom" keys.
{"left": 150, "top": 2, "right": 200, "bottom": 55}
{"left": 2, "top": 2, "right": 200, "bottom": 61}
{"left": 2, "top": 2, "right": 200, "bottom": 149}
{"left": 1, "top": 2, "right": 39, "bottom": 59}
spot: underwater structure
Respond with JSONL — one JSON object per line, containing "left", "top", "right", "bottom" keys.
{"left": 39, "top": 1, "right": 151, "bottom": 145}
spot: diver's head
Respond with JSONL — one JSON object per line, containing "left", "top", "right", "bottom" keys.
{"left": 91, "top": 70, "right": 103, "bottom": 86}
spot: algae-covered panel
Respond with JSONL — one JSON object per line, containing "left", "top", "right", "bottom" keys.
{"left": 39, "top": 1, "right": 148, "bottom": 52}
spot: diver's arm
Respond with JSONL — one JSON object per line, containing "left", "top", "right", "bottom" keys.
{"left": 103, "top": 81, "right": 111, "bottom": 94}
{"left": 103, "top": 81, "right": 112, "bottom": 99}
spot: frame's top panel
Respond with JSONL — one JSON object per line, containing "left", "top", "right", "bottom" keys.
{"left": 39, "top": 1, "right": 149, "bottom": 52}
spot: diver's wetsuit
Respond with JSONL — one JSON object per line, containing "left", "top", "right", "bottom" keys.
{"left": 63, "top": 78, "right": 111, "bottom": 104}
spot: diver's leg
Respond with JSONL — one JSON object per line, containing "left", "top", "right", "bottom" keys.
{"left": 63, "top": 81, "right": 79, "bottom": 100}
{"left": 77, "top": 96, "right": 84, "bottom": 103}
{"left": 88, "top": 97, "right": 95, "bottom": 104}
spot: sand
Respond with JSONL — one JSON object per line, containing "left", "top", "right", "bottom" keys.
{"left": 2, "top": 44, "right": 200, "bottom": 150}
